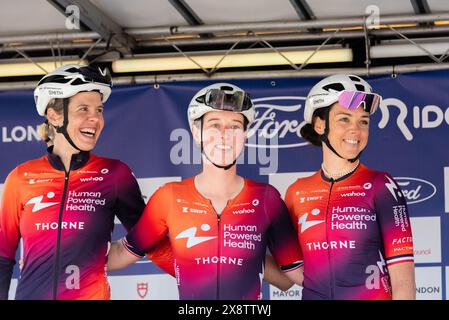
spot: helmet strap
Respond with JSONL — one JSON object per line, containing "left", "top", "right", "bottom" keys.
{"left": 200, "top": 118, "right": 236, "bottom": 171}
{"left": 43, "top": 119, "right": 51, "bottom": 142}
{"left": 54, "top": 98, "right": 82, "bottom": 152}
{"left": 319, "top": 108, "right": 362, "bottom": 163}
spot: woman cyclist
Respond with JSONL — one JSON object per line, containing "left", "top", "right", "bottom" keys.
{"left": 285, "top": 74, "right": 415, "bottom": 300}
{"left": 0, "top": 64, "right": 147, "bottom": 300}
{"left": 107, "top": 83, "right": 303, "bottom": 299}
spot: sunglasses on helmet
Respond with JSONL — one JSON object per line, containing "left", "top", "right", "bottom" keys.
{"left": 337, "top": 90, "right": 382, "bottom": 114}
{"left": 197, "top": 89, "right": 253, "bottom": 112}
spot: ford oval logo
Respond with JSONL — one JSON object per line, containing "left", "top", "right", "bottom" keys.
{"left": 394, "top": 177, "right": 437, "bottom": 205}
{"left": 246, "top": 96, "right": 309, "bottom": 149}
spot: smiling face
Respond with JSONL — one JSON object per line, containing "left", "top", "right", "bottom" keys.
{"left": 314, "top": 102, "right": 370, "bottom": 160}
{"left": 193, "top": 110, "right": 246, "bottom": 167}
{"left": 48, "top": 91, "right": 105, "bottom": 152}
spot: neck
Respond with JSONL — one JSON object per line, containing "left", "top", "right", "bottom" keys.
{"left": 52, "top": 136, "right": 80, "bottom": 172}
{"left": 322, "top": 146, "right": 359, "bottom": 179}
{"left": 196, "top": 162, "right": 242, "bottom": 197}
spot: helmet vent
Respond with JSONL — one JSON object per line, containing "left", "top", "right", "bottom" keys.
{"left": 355, "top": 84, "right": 366, "bottom": 91}
{"left": 322, "top": 83, "right": 345, "bottom": 92}
{"left": 71, "top": 78, "right": 87, "bottom": 85}
{"left": 195, "top": 95, "right": 205, "bottom": 103}
{"left": 219, "top": 85, "right": 234, "bottom": 91}
{"left": 65, "top": 67, "right": 80, "bottom": 73}
{"left": 39, "top": 75, "right": 68, "bottom": 84}
{"left": 349, "top": 75, "right": 362, "bottom": 82}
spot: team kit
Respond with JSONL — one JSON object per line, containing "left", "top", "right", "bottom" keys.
{"left": 0, "top": 65, "right": 414, "bottom": 300}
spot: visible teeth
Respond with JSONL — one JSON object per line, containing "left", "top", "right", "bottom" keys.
{"left": 344, "top": 139, "right": 358, "bottom": 145}
{"left": 81, "top": 128, "right": 96, "bottom": 135}
{"left": 216, "top": 144, "right": 231, "bottom": 150}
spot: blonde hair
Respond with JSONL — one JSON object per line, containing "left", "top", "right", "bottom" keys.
{"left": 38, "top": 98, "right": 65, "bottom": 142}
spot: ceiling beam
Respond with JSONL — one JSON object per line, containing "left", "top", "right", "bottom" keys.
{"left": 410, "top": 0, "right": 431, "bottom": 14}
{"left": 128, "top": 12, "right": 449, "bottom": 37}
{"left": 289, "top": 0, "right": 315, "bottom": 20}
{"left": 410, "top": 0, "right": 432, "bottom": 27}
{"left": 168, "top": 0, "right": 214, "bottom": 38}
{"left": 46, "top": 0, "right": 136, "bottom": 54}
{"left": 168, "top": 0, "right": 203, "bottom": 25}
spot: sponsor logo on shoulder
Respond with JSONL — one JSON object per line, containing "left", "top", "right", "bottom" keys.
{"left": 29, "top": 178, "right": 54, "bottom": 184}
{"left": 232, "top": 208, "right": 256, "bottom": 215}
{"left": 182, "top": 206, "right": 208, "bottom": 214}
{"left": 299, "top": 196, "right": 323, "bottom": 203}
{"left": 340, "top": 190, "right": 366, "bottom": 197}
{"left": 80, "top": 176, "right": 104, "bottom": 182}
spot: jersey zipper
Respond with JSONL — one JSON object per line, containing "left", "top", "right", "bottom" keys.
{"left": 216, "top": 214, "right": 221, "bottom": 300}
{"left": 325, "top": 178, "right": 335, "bottom": 300}
{"left": 52, "top": 169, "right": 70, "bottom": 300}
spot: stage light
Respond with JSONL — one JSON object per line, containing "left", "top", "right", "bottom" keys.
{"left": 112, "top": 47, "right": 353, "bottom": 73}
{"left": 0, "top": 60, "right": 88, "bottom": 77}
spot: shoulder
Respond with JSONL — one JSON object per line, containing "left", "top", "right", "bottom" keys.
{"left": 356, "top": 164, "right": 386, "bottom": 180}
{"left": 244, "top": 179, "right": 279, "bottom": 195}
{"left": 150, "top": 178, "right": 191, "bottom": 199}
{"left": 165, "top": 178, "right": 192, "bottom": 189}
{"left": 11, "top": 155, "right": 49, "bottom": 177}
{"left": 89, "top": 155, "right": 136, "bottom": 177}
{"left": 359, "top": 164, "right": 395, "bottom": 185}
{"left": 89, "top": 154, "right": 126, "bottom": 168}
{"left": 358, "top": 165, "right": 404, "bottom": 200}
{"left": 286, "top": 170, "right": 321, "bottom": 194}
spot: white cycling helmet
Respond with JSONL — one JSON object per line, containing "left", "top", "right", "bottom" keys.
{"left": 187, "top": 83, "right": 255, "bottom": 129}
{"left": 304, "top": 74, "right": 378, "bottom": 124}
{"left": 34, "top": 64, "right": 112, "bottom": 116}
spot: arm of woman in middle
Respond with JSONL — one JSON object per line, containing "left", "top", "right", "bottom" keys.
{"left": 263, "top": 255, "right": 303, "bottom": 291}
{"left": 265, "top": 185, "right": 304, "bottom": 287}
{"left": 107, "top": 240, "right": 142, "bottom": 271}
{"left": 108, "top": 183, "right": 172, "bottom": 272}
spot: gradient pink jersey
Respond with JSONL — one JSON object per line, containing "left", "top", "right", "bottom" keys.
{"left": 124, "top": 178, "right": 302, "bottom": 300}
{"left": 285, "top": 164, "right": 414, "bottom": 300}
{"left": 0, "top": 148, "right": 145, "bottom": 300}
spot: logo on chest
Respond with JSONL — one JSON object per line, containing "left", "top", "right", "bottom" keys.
{"left": 175, "top": 224, "right": 217, "bottom": 248}
{"left": 298, "top": 208, "right": 324, "bottom": 233}
{"left": 25, "top": 192, "right": 59, "bottom": 212}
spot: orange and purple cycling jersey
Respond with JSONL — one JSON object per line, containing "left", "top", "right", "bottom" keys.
{"left": 123, "top": 177, "right": 302, "bottom": 300}
{"left": 285, "top": 164, "right": 414, "bottom": 300}
{"left": 0, "top": 147, "right": 145, "bottom": 300}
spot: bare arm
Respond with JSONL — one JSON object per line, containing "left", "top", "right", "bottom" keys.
{"left": 284, "top": 266, "right": 304, "bottom": 287}
{"left": 263, "top": 255, "right": 303, "bottom": 291}
{"left": 388, "top": 262, "right": 416, "bottom": 300}
{"left": 107, "top": 240, "right": 141, "bottom": 272}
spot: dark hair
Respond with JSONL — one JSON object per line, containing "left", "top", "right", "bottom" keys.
{"left": 300, "top": 106, "right": 330, "bottom": 146}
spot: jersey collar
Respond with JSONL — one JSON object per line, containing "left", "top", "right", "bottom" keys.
{"left": 47, "top": 145, "right": 90, "bottom": 171}
{"left": 320, "top": 162, "right": 361, "bottom": 183}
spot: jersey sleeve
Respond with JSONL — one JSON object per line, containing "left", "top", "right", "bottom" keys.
{"left": 123, "top": 184, "right": 172, "bottom": 257}
{"left": 0, "top": 168, "right": 21, "bottom": 299}
{"left": 145, "top": 236, "right": 175, "bottom": 277}
{"left": 264, "top": 184, "right": 303, "bottom": 272}
{"left": 373, "top": 172, "right": 414, "bottom": 267}
{"left": 113, "top": 161, "right": 146, "bottom": 231}
{"left": 284, "top": 182, "right": 299, "bottom": 234}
